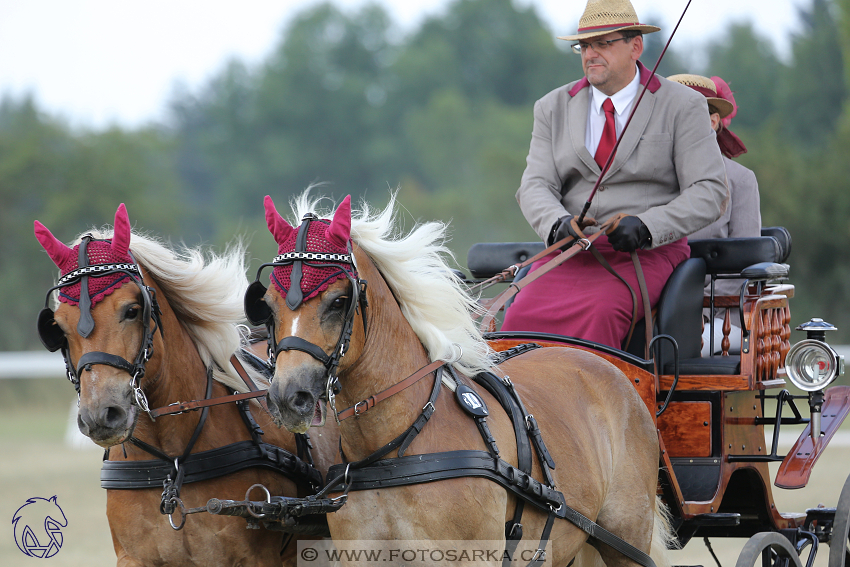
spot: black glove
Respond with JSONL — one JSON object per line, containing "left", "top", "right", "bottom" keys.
{"left": 547, "top": 214, "right": 597, "bottom": 246}
{"left": 607, "top": 215, "right": 651, "bottom": 252}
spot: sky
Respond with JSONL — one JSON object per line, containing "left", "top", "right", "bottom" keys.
{"left": 0, "top": 0, "right": 808, "bottom": 129}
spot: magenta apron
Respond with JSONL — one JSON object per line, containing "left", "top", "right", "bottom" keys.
{"left": 501, "top": 235, "right": 691, "bottom": 350}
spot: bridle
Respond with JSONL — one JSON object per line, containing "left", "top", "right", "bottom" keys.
{"left": 36, "top": 234, "right": 164, "bottom": 415}
{"left": 244, "top": 213, "right": 368, "bottom": 421}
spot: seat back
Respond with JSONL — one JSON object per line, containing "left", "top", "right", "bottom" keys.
{"left": 625, "top": 258, "right": 706, "bottom": 364}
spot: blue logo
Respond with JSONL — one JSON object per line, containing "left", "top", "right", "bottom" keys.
{"left": 12, "top": 496, "right": 67, "bottom": 558}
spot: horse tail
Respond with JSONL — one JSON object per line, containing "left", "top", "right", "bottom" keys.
{"left": 650, "top": 495, "right": 676, "bottom": 567}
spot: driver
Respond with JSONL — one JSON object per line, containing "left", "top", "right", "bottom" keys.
{"left": 501, "top": 0, "right": 728, "bottom": 350}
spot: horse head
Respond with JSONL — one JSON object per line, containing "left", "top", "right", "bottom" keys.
{"left": 250, "top": 195, "right": 368, "bottom": 433}
{"left": 34, "top": 204, "right": 163, "bottom": 447}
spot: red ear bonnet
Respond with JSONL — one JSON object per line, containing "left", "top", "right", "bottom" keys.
{"left": 34, "top": 221, "right": 75, "bottom": 271}
{"left": 34, "top": 203, "right": 136, "bottom": 307}
{"left": 266, "top": 195, "right": 357, "bottom": 303}
{"left": 326, "top": 195, "right": 351, "bottom": 248}
{"left": 264, "top": 195, "right": 296, "bottom": 251}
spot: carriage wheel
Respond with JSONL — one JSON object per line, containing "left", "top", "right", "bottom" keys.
{"left": 829, "top": 471, "right": 850, "bottom": 567}
{"left": 734, "top": 532, "right": 803, "bottom": 567}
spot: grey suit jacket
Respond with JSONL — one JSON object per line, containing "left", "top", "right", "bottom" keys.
{"left": 516, "top": 62, "right": 729, "bottom": 249}
{"left": 690, "top": 156, "right": 761, "bottom": 297}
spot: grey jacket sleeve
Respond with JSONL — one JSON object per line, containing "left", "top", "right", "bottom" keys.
{"left": 637, "top": 94, "right": 730, "bottom": 248}
{"left": 516, "top": 99, "right": 570, "bottom": 242}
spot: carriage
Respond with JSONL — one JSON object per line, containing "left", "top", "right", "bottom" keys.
{"left": 35, "top": 198, "right": 849, "bottom": 567}
{"left": 463, "top": 226, "right": 850, "bottom": 567}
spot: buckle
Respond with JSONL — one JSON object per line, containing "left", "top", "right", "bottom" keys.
{"left": 577, "top": 238, "right": 592, "bottom": 250}
{"left": 353, "top": 400, "right": 369, "bottom": 415}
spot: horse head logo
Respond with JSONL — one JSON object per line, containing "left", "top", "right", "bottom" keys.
{"left": 12, "top": 496, "right": 68, "bottom": 558}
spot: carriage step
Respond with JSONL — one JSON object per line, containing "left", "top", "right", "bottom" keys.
{"left": 691, "top": 513, "right": 741, "bottom": 526}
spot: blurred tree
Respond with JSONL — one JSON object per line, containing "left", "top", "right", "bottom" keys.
{"left": 0, "top": 97, "right": 184, "bottom": 350}
{"left": 777, "top": 0, "right": 846, "bottom": 147}
{"left": 705, "top": 22, "right": 784, "bottom": 130}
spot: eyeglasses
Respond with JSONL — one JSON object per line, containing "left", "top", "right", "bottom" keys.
{"left": 571, "top": 36, "right": 631, "bottom": 54}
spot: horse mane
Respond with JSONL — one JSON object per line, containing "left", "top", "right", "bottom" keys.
{"left": 65, "top": 227, "right": 262, "bottom": 393}
{"left": 289, "top": 191, "right": 495, "bottom": 376}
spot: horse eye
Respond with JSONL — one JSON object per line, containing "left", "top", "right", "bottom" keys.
{"left": 124, "top": 306, "right": 140, "bottom": 320}
{"left": 331, "top": 297, "right": 348, "bottom": 311}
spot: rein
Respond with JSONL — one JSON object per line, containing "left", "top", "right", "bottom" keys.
{"left": 477, "top": 218, "right": 616, "bottom": 333}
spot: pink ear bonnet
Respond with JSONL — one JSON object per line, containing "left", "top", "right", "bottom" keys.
{"left": 263, "top": 195, "right": 356, "bottom": 309}
{"left": 34, "top": 203, "right": 135, "bottom": 308}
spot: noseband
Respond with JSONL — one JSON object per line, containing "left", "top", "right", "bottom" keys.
{"left": 37, "top": 235, "right": 164, "bottom": 413}
{"left": 245, "top": 213, "right": 368, "bottom": 416}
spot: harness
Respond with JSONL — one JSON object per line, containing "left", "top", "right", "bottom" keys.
{"left": 244, "top": 212, "right": 368, "bottom": 420}
{"left": 321, "top": 344, "right": 658, "bottom": 567}
{"left": 37, "top": 238, "right": 324, "bottom": 532}
{"left": 240, "top": 208, "right": 657, "bottom": 565}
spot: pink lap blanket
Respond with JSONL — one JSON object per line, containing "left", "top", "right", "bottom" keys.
{"left": 501, "top": 235, "right": 690, "bottom": 350}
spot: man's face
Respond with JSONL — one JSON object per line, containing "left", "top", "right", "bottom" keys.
{"left": 580, "top": 32, "right": 643, "bottom": 95}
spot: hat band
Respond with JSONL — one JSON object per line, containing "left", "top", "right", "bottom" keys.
{"left": 577, "top": 22, "right": 641, "bottom": 33}
{"left": 689, "top": 85, "right": 717, "bottom": 98}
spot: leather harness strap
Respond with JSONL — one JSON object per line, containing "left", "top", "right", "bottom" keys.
{"left": 336, "top": 359, "right": 445, "bottom": 421}
{"left": 147, "top": 355, "right": 271, "bottom": 419}
{"left": 478, "top": 223, "right": 613, "bottom": 333}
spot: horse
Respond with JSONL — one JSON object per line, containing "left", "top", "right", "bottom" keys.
{"left": 249, "top": 191, "right": 674, "bottom": 567}
{"left": 33, "top": 204, "right": 337, "bottom": 567}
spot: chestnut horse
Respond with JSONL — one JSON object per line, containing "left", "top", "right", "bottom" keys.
{"left": 34, "top": 204, "right": 336, "bottom": 567}
{"left": 253, "top": 192, "right": 673, "bottom": 567}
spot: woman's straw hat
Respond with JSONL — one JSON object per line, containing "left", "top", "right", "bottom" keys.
{"left": 667, "top": 74, "right": 734, "bottom": 118}
{"left": 558, "top": 0, "right": 660, "bottom": 42}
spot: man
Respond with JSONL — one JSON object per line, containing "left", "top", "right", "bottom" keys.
{"left": 501, "top": 0, "right": 729, "bottom": 350}
{"left": 668, "top": 74, "right": 761, "bottom": 355}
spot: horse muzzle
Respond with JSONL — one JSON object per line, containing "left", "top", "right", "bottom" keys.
{"left": 77, "top": 396, "right": 139, "bottom": 447}
{"left": 268, "top": 374, "right": 326, "bottom": 433}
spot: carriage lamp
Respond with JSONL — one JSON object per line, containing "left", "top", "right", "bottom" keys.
{"left": 785, "top": 319, "right": 845, "bottom": 440}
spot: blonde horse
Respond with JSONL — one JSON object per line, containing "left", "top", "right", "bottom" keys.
{"left": 251, "top": 192, "right": 673, "bottom": 567}
{"left": 34, "top": 204, "right": 337, "bottom": 567}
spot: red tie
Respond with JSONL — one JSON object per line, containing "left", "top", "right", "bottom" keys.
{"left": 594, "top": 97, "right": 617, "bottom": 169}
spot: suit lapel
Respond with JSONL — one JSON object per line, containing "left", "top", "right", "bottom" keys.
{"left": 567, "top": 87, "right": 599, "bottom": 173}
{"left": 604, "top": 89, "right": 656, "bottom": 180}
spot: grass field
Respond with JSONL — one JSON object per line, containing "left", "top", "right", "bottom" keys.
{"left": 1, "top": 378, "right": 848, "bottom": 567}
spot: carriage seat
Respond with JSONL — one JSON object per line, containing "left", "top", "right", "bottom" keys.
{"left": 465, "top": 227, "right": 792, "bottom": 376}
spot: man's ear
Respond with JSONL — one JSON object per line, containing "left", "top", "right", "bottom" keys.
{"left": 631, "top": 35, "right": 644, "bottom": 61}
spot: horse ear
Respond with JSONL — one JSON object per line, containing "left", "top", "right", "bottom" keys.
{"left": 326, "top": 195, "right": 352, "bottom": 247}
{"left": 264, "top": 195, "right": 295, "bottom": 245}
{"left": 34, "top": 221, "right": 74, "bottom": 268}
{"left": 111, "top": 203, "right": 131, "bottom": 255}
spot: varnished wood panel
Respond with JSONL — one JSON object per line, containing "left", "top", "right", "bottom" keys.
{"left": 657, "top": 402, "right": 712, "bottom": 457}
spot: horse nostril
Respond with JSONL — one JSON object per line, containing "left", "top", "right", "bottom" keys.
{"left": 101, "top": 405, "right": 127, "bottom": 429}
{"left": 289, "top": 391, "right": 315, "bottom": 414}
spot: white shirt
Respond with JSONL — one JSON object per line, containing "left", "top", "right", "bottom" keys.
{"left": 585, "top": 64, "right": 642, "bottom": 157}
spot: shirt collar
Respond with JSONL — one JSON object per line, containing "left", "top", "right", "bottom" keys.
{"left": 590, "top": 64, "right": 641, "bottom": 116}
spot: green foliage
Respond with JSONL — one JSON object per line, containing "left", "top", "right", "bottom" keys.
{"left": 0, "top": 97, "right": 184, "bottom": 349}
{"left": 4, "top": 0, "right": 850, "bottom": 349}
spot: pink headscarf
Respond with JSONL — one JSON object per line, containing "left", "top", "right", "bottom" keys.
{"left": 711, "top": 76, "right": 747, "bottom": 158}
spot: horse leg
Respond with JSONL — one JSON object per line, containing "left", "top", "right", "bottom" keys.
{"left": 593, "top": 494, "right": 673, "bottom": 567}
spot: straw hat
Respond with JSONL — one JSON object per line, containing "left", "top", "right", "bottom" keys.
{"left": 558, "top": 0, "right": 660, "bottom": 42}
{"left": 667, "top": 74, "right": 734, "bottom": 118}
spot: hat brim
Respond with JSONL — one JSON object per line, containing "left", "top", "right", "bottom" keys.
{"left": 558, "top": 24, "right": 660, "bottom": 42}
{"left": 706, "top": 97, "right": 734, "bottom": 119}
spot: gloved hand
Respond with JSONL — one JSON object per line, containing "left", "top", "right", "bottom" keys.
{"left": 547, "top": 214, "right": 597, "bottom": 247}
{"left": 606, "top": 215, "right": 651, "bottom": 252}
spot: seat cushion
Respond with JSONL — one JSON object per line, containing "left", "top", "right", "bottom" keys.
{"left": 665, "top": 356, "right": 741, "bottom": 375}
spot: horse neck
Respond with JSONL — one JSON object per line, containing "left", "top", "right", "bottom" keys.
{"left": 336, "top": 254, "right": 438, "bottom": 458}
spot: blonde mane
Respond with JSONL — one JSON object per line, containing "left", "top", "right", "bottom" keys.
{"left": 65, "top": 228, "right": 263, "bottom": 393}
{"left": 289, "top": 191, "right": 495, "bottom": 376}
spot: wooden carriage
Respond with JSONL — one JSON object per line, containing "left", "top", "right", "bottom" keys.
{"left": 466, "top": 227, "right": 850, "bottom": 567}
